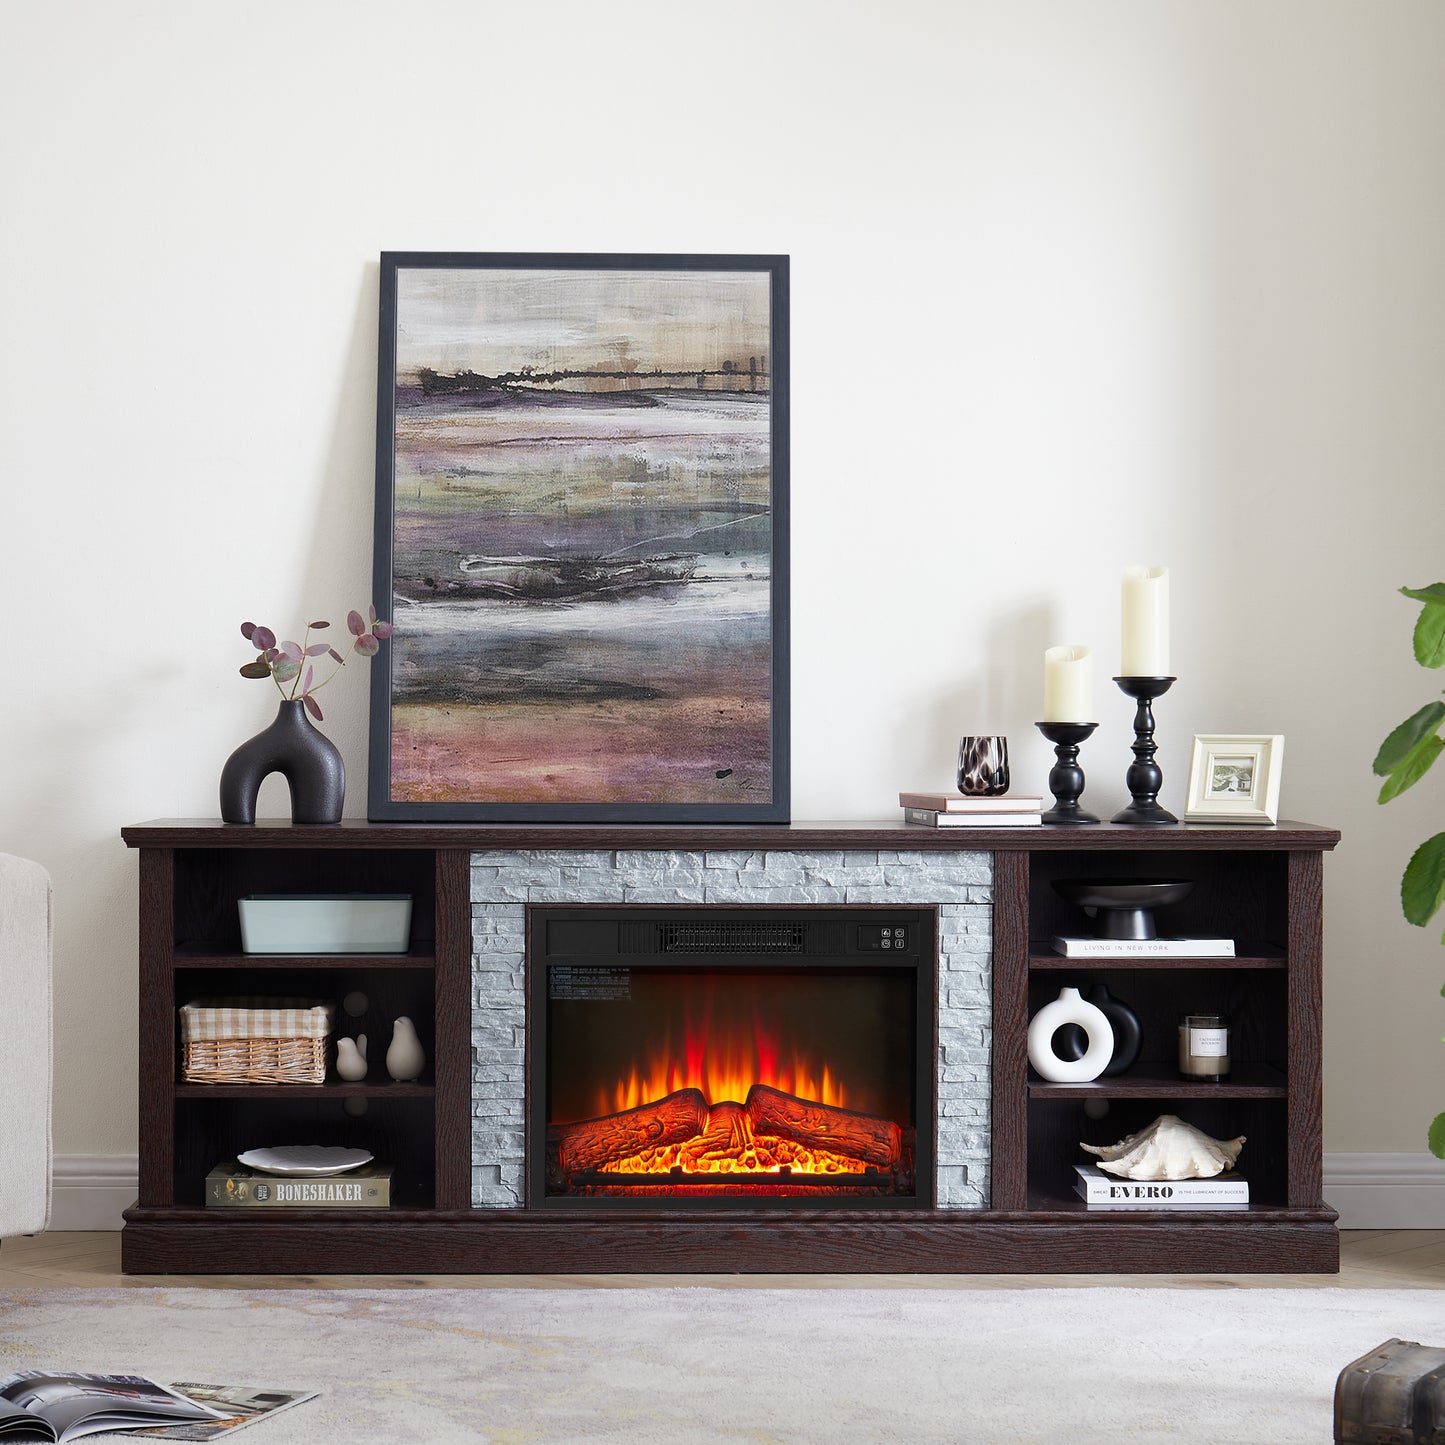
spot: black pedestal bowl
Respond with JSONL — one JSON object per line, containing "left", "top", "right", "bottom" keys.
{"left": 1051, "top": 878, "right": 1195, "bottom": 940}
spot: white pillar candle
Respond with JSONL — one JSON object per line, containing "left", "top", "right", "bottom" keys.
{"left": 1121, "top": 565, "right": 1170, "bottom": 675}
{"left": 1043, "top": 645, "right": 1093, "bottom": 722}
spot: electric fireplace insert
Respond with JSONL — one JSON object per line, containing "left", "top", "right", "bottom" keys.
{"left": 530, "top": 906, "right": 935, "bottom": 1209}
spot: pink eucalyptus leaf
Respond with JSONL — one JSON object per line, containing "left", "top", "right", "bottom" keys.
{"left": 305, "top": 643, "right": 329, "bottom": 656}
{"left": 273, "top": 656, "right": 301, "bottom": 682}
{"left": 263, "top": 647, "right": 279, "bottom": 664}
{"left": 252, "top": 625, "right": 276, "bottom": 651}
{"left": 279, "top": 640, "right": 303, "bottom": 661}
{"left": 347, "top": 609, "right": 365, "bottom": 636}
{"left": 302, "top": 664, "right": 314, "bottom": 694}
{"left": 309, "top": 620, "right": 330, "bottom": 630}
{"left": 328, "top": 647, "right": 345, "bottom": 665}
{"left": 368, "top": 604, "right": 377, "bottom": 623}
{"left": 372, "top": 620, "right": 393, "bottom": 639}
{"left": 238, "top": 661, "right": 271, "bottom": 679}
{"left": 303, "top": 693, "right": 324, "bottom": 722}
{"left": 356, "top": 632, "right": 379, "bottom": 657}
{"left": 241, "top": 621, "right": 257, "bottom": 641}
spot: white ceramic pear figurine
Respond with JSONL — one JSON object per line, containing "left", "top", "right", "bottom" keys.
{"left": 336, "top": 1034, "right": 368, "bottom": 1082}
{"left": 386, "top": 1016, "right": 425, "bottom": 1082}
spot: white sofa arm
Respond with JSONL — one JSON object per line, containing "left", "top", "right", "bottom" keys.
{"left": 0, "top": 853, "right": 53, "bottom": 1237}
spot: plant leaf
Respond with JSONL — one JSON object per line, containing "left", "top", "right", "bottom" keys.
{"left": 372, "top": 620, "right": 393, "bottom": 639}
{"left": 1413, "top": 599, "right": 1445, "bottom": 669}
{"left": 240, "top": 621, "right": 257, "bottom": 641}
{"left": 252, "top": 626, "right": 276, "bottom": 651}
{"left": 303, "top": 692, "right": 324, "bottom": 722}
{"left": 309, "top": 619, "right": 330, "bottom": 630}
{"left": 272, "top": 656, "right": 301, "bottom": 682}
{"left": 347, "top": 610, "right": 365, "bottom": 636}
{"left": 278, "top": 640, "right": 303, "bottom": 661}
{"left": 1378, "top": 734, "right": 1445, "bottom": 804}
{"left": 328, "top": 647, "right": 345, "bottom": 665}
{"left": 1402, "top": 831, "right": 1445, "bottom": 931}
{"left": 1430, "top": 1110, "right": 1445, "bottom": 1161}
{"left": 1374, "top": 701, "right": 1445, "bottom": 775}
{"left": 238, "top": 661, "right": 271, "bottom": 679}
{"left": 305, "top": 643, "right": 329, "bottom": 656}
{"left": 356, "top": 632, "right": 379, "bottom": 656}
{"left": 302, "top": 664, "right": 314, "bottom": 695}
{"left": 368, "top": 604, "right": 377, "bottom": 623}
{"left": 1401, "top": 583, "right": 1445, "bottom": 605}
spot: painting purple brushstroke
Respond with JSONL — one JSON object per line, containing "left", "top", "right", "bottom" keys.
{"left": 386, "top": 267, "right": 774, "bottom": 806}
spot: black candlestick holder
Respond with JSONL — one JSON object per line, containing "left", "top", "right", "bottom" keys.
{"left": 1034, "top": 721, "right": 1100, "bottom": 824}
{"left": 1111, "top": 676, "right": 1178, "bottom": 825}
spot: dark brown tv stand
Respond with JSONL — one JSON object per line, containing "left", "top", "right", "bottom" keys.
{"left": 120, "top": 819, "right": 1339, "bottom": 1274}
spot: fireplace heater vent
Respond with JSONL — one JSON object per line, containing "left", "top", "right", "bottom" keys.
{"left": 618, "top": 919, "right": 847, "bottom": 956}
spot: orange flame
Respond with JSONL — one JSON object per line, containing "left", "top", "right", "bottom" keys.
{"left": 600, "top": 1014, "right": 847, "bottom": 1117}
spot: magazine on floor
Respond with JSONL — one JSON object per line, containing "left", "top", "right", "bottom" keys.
{"left": 0, "top": 1374, "right": 223, "bottom": 1442}
{"left": 127, "top": 1384, "right": 320, "bottom": 1440}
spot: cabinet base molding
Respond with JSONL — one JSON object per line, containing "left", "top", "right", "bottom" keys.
{"left": 120, "top": 1206, "right": 1340, "bottom": 1276}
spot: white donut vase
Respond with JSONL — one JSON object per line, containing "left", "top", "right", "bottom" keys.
{"left": 1027, "top": 986, "right": 1114, "bottom": 1082}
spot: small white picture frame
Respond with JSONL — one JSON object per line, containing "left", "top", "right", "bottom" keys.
{"left": 1184, "top": 734, "right": 1284, "bottom": 824}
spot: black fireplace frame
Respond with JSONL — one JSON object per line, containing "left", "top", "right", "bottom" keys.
{"left": 526, "top": 904, "right": 938, "bottom": 1211}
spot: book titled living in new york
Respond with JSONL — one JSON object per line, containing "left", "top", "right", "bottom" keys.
{"left": 205, "top": 1161, "right": 391, "bottom": 1208}
{"left": 1051, "top": 935, "right": 1235, "bottom": 957}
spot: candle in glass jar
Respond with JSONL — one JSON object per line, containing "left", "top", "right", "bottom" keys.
{"left": 1178, "top": 1013, "right": 1230, "bottom": 1081}
{"left": 1043, "top": 645, "right": 1093, "bottom": 722}
{"left": 1121, "top": 565, "right": 1170, "bottom": 675}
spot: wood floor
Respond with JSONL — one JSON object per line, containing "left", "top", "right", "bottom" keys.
{"left": 4, "top": 1230, "right": 1445, "bottom": 1290}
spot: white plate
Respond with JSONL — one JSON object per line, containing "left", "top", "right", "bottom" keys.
{"left": 237, "top": 1146, "right": 374, "bottom": 1177}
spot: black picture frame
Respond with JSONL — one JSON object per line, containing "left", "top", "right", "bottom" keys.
{"left": 369, "top": 251, "right": 790, "bottom": 823}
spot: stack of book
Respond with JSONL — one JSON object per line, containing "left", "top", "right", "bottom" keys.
{"left": 1074, "top": 1162, "right": 1248, "bottom": 1209}
{"left": 899, "top": 792, "right": 1043, "bottom": 828}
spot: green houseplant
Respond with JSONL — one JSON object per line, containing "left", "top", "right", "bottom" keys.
{"left": 1372, "top": 582, "right": 1445, "bottom": 1155}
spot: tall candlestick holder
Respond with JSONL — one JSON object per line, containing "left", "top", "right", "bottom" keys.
{"left": 1035, "top": 721, "right": 1100, "bottom": 824}
{"left": 1111, "top": 676, "right": 1178, "bottom": 824}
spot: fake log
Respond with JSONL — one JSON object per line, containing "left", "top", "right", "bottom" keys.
{"left": 551, "top": 1087, "right": 710, "bottom": 1175}
{"left": 684, "top": 1100, "right": 755, "bottom": 1165}
{"left": 745, "top": 1083, "right": 901, "bottom": 1169}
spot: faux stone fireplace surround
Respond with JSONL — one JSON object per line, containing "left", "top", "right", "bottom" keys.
{"left": 469, "top": 846, "right": 993, "bottom": 1210}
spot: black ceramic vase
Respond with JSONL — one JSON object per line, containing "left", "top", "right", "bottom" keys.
{"left": 219, "top": 699, "right": 345, "bottom": 825}
{"left": 1058, "top": 984, "right": 1142, "bottom": 1077}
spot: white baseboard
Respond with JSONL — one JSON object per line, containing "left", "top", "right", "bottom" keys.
{"left": 1323, "top": 1152, "right": 1445, "bottom": 1228}
{"left": 45, "top": 1151, "right": 1445, "bottom": 1232}
{"left": 50, "top": 1155, "right": 138, "bottom": 1231}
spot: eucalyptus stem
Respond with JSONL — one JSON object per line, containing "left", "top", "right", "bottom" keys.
{"left": 305, "top": 640, "right": 357, "bottom": 697}
{"left": 238, "top": 608, "right": 391, "bottom": 723}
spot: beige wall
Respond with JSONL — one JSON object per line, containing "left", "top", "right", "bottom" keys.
{"left": 2, "top": 0, "right": 1442, "bottom": 1159}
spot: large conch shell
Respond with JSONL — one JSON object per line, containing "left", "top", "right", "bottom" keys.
{"left": 1081, "top": 1113, "right": 1244, "bottom": 1181}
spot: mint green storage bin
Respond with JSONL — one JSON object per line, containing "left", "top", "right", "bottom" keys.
{"left": 237, "top": 894, "right": 413, "bottom": 954}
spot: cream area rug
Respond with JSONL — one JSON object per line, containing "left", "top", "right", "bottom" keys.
{"left": 3, "top": 1286, "right": 1443, "bottom": 1444}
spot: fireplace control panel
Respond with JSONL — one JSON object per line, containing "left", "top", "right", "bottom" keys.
{"left": 855, "top": 923, "right": 911, "bottom": 952}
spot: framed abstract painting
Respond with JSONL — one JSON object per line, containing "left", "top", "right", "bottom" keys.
{"left": 368, "top": 252, "right": 790, "bottom": 822}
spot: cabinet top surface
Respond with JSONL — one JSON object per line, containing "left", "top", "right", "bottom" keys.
{"left": 122, "top": 819, "right": 1341, "bottom": 852}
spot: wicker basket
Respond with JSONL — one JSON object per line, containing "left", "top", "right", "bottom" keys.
{"left": 179, "top": 999, "right": 333, "bottom": 1084}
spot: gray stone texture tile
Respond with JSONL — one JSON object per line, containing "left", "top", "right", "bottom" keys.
{"left": 469, "top": 847, "right": 992, "bottom": 1210}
